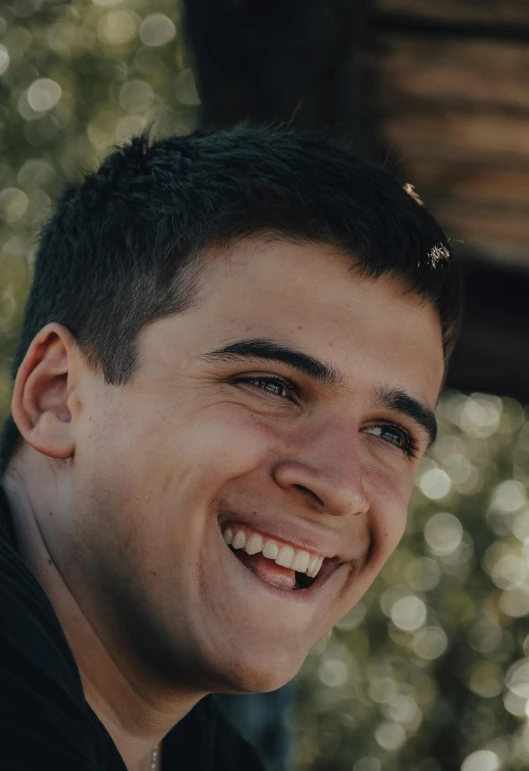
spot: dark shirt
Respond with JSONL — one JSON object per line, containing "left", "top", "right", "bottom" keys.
{"left": 0, "top": 485, "right": 264, "bottom": 770}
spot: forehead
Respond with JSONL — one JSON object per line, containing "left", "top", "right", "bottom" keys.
{"left": 190, "top": 238, "right": 444, "bottom": 403}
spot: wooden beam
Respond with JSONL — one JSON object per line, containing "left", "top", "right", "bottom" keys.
{"left": 374, "top": 0, "right": 529, "bottom": 30}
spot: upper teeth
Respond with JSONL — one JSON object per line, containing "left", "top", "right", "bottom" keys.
{"left": 223, "top": 526, "right": 324, "bottom": 579}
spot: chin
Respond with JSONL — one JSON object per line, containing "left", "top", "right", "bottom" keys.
{"left": 208, "top": 640, "right": 307, "bottom": 695}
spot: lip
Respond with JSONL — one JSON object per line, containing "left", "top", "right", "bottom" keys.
{"left": 218, "top": 511, "right": 346, "bottom": 562}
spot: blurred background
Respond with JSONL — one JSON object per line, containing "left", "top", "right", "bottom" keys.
{"left": 1, "top": 1, "right": 529, "bottom": 769}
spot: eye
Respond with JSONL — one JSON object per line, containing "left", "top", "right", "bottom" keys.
{"left": 240, "top": 376, "right": 295, "bottom": 399}
{"left": 364, "top": 423, "right": 418, "bottom": 458}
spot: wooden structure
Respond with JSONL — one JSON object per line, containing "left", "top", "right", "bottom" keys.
{"left": 371, "top": 0, "right": 529, "bottom": 399}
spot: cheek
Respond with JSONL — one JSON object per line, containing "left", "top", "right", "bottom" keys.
{"left": 171, "top": 407, "right": 282, "bottom": 474}
{"left": 365, "top": 465, "right": 412, "bottom": 563}
{"left": 110, "top": 404, "right": 283, "bottom": 507}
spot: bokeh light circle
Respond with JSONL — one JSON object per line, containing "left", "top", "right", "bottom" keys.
{"left": 27, "top": 79, "right": 62, "bottom": 112}
{"left": 0, "top": 45, "right": 10, "bottom": 75}
{"left": 424, "top": 512, "right": 463, "bottom": 555}
{"left": 140, "top": 14, "right": 176, "bottom": 47}
{"left": 390, "top": 595, "right": 427, "bottom": 632}
{"left": 461, "top": 750, "right": 500, "bottom": 771}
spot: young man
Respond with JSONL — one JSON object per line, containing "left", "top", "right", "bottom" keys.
{"left": 0, "top": 126, "right": 461, "bottom": 771}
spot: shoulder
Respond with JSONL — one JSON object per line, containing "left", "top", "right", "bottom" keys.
{"left": 0, "top": 514, "right": 107, "bottom": 769}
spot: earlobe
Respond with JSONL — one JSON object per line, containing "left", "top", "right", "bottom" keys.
{"left": 11, "top": 323, "right": 79, "bottom": 460}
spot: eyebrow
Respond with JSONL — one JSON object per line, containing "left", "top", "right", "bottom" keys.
{"left": 201, "top": 337, "right": 437, "bottom": 446}
{"left": 375, "top": 387, "right": 438, "bottom": 448}
{"left": 200, "top": 338, "right": 343, "bottom": 387}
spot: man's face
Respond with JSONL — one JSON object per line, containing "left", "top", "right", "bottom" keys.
{"left": 68, "top": 239, "right": 444, "bottom": 694}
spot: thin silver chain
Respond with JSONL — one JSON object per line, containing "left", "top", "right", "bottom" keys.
{"left": 151, "top": 743, "right": 159, "bottom": 771}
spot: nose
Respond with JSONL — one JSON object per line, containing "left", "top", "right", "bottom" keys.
{"left": 272, "top": 430, "right": 370, "bottom": 518}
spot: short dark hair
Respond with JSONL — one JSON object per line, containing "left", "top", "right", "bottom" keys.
{"left": 0, "top": 125, "right": 462, "bottom": 472}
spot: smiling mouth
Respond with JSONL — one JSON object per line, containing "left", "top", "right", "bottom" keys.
{"left": 222, "top": 523, "right": 340, "bottom": 592}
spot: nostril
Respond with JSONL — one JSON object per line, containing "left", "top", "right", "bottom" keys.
{"left": 293, "top": 484, "right": 325, "bottom": 508}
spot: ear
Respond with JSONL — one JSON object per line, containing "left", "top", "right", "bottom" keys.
{"left": 11, "top": 323, "right": 82, "bottom": 460}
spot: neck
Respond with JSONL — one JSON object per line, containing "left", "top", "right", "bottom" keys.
{"left": 3, "top": 452, "right": 203, "bottom": 771}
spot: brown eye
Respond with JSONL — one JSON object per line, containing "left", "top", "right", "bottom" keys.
{"left": 377, "top": 425, "right": 406, "bottom": 447}
{"left": 364, "top": 424, "right": 418, "bottom": 458}
{"left": 234, "top": 375, "right": 299, "bottom": 402}
{"left": 246, "top": 377, "right": 289, "bottom": 397}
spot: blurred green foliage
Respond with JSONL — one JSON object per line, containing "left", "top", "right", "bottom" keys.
{"left": 0, "top": 0, "right": 198, "bottom": 398}
{"left": 2, "top": 3, "right": 529, "bottom": 771}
